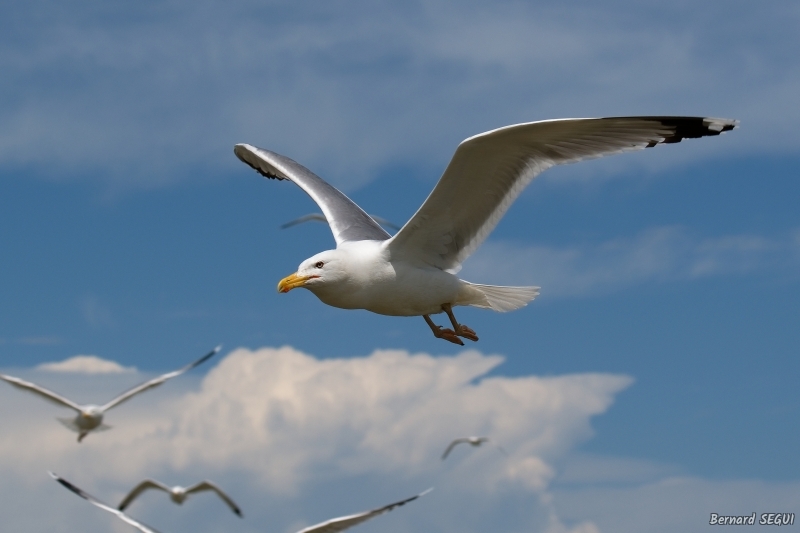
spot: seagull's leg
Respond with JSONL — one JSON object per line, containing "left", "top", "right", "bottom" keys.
{"left": 442, "top": 303, "right": 479, "bottom": 342}
{"left": 423, "top": 314, "right": 464, "bottom": 346}
{"left": 77, "top": 432, "right": 86, "bottom": 443}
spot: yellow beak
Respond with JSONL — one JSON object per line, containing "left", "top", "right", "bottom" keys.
{"left": 277, "top": 272, "right": 315, "bottom": 293}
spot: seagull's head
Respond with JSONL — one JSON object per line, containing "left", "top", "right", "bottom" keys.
{"left": 278, "top": 249, "right": 348, "bottom": 294}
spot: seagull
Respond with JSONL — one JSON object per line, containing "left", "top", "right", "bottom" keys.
{"left": 294, "top": 488, "right": 432, "bottom": 533}
{"left": 52, "top": 471, "right": 427, "bottom": 533}
{"left": 118, "top": 479, "right": 242, "bottom": 517}
{"left": 0, "top": 346, "right": 220, "bottom": 442}
{"left": 441, "top": 436, "right": 506, "bottom": 460}
{"left": 281, "top": 212, "right": 401, "bottom": 231}
{"left": 235, "top": 116, "right": 737, "bottom": 345}
{"left": 50, "top": 472, "right": 162, "bottom": 533}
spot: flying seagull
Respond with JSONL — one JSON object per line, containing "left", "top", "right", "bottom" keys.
{"left": 118, "top": 479, "right": 242, "bottom": 517}
{"left": 441, "top": 436, "right": 506, "bottom": 460}
{"left": 281, "top": 212, "right": 401, "bottom": 231}
{"left": 50, "top": 472, "right": 162, "bottom": 533}
{"left": 235, "top": 117, "right": 737, "bottom": 345}
{"left": 1, "top": 346, "right": 220, "bottom": 442}
{"left": 294, "top": 488, "right": 432, "bottom": 533}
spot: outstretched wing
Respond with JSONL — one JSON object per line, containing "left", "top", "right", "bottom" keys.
{"left": 185, "top": 481, "right": 243, "bottom": 517}
{"left": 294, "top": 488, "right": 432, "bottom": 533}
{"left": 0, "top": 373, "right": 82, "bottom": 412}
{"left": 234, "top": 144, "right": 391, "bottom": 245}
{"left": 118, "top": 479, "right": 172, "bottom": 511}
{"left": 387, "top": 116, "right": 738, "bottom": 272}
{"left": 49, "top": 472, "right": 163, "bottom": 533}
{"left": 101, "top": 345, "right": 221, "bottom": 412}
{"left": 441, "top": 438, "right": 470, "bottom": 460}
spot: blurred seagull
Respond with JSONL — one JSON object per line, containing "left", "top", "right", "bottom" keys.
{"left": 50, "top": 472, "right": 162, "bottom": 533}
{"left": 1, "top": 346, "right": 220, "bottom": 442}
{"left": 441, "top": 436, "right": 506, "bottom": 460}
{"left": 118, "top": 479, "right": 242, "bottom": 517}
{"left": 235, "top": 116, "right": 737, "bottom": 345}
{"left": 294, "top": 488, "right": 432, "bottom": 533}
{"left": 281, "top": 212, "right": 401, "bottom": 231}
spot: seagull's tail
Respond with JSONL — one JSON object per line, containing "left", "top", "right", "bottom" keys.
{"left": 457, "top": 282, "right": 540, "bottom": 312}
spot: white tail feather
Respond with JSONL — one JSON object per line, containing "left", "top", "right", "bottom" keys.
{"left": 458, "top": 282, "right": 540, "bottom": 312}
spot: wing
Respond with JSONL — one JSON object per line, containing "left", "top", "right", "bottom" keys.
{"left": 281, "top": 213, "right": 329, "bottom": 229}
{"left": 387, "top": 116, "right": 738, "bottom": 272}
{"left": 234, "top": 144, "right": 391, "bottom": 245}
{"left": 282, "top": 213, "right": 401, "bottom": 232}
{"left": 186, "top": 481, "right": 243, "bottom": 517}
{"left": 49, "top": 472, "right": 163, "bottom": 533}
{"left": 118, "top": 480, "right": 172, "bottom": 511}
{"left": 294, "top": 488, "right": 432, "bottom": 533}
{"left": 0, "top": 373, "right": 82, "bottom": 412}
{"left": 101, "top": 345, "right": 220, "bottom": 412}
{"left": 441, "top": 438, "right": 468, "bottom": 460}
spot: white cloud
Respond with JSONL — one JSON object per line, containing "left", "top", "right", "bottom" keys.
{"left": 0, "top": 346, "right": 629, "bottom": 533}
{"left": 461, "top": 226, "right": 800, "bottom": 297}
{"left": 36, "top": 355, "right": 136, "bottom": 374}
{"left": 2, "top": 346, "right": 799, "bottom": 533}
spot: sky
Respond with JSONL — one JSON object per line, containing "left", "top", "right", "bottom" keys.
{"left": 1, "top": 1, "right": 799, "bottom": 532}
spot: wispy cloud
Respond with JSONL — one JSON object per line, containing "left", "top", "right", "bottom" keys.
{"left": 0, "top": 1, "right": 795, "bottom": 189}
{"left": 461, "top": 227, "right": 800, "bottom": 297}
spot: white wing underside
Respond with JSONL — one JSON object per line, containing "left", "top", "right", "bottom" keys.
{"left": 0, "top": 374, "right": 82, "bottom": 412}
{"left": 387, "top": 116, "right": 737, "bottom": 273}
{"left": 294, "top": 489, "right": 431, "bottom": 533}
{"left": 100, "top": 346, "right": 220, "bottom": 412}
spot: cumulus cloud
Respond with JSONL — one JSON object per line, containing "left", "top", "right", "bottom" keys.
{"left": 36, "top": 355, "right": 136, "bottom": 374}
{"left": 0, "top": 1, "right": 795, "bottom": 189}
{"left": 461, "top": 226, "right": 800, "bottom": 297}
{"left": 0, "top": 346, "right": 630, "bottom": 533}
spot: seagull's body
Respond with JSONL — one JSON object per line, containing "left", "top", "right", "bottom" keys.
{"left": 441, "top": 436, "right": 505, "bottom": 460}
{"left": 236, "top": 116, "right": 737, "bottom": 344}
{"left": 1, "top": 346, "right": 220, "bottom": 442}
{"left": 118, "top": 479, "right": 242, "bottom": 517}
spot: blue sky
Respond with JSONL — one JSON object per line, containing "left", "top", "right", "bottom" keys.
{"left": 1, "top": 1, "right": 799, "bottom": 532}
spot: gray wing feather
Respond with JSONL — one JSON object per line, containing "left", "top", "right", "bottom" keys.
{"left": 185, "top": 481, "right": 243, "bottom": 517}
{"left": 234, "top": 144, "right": 391, "bottom": 245}
{"left": 118, "top": 479, "right": 172, "bottom": 511}
{"left": 388, "top": 116, "right": 737, "bottom": 272}
{"left": 49, "top": 472, "right": 163, "bottom": 533}
{"left": 0, "top": 374, "right": 83, "bottom": 412}
{"left": 294, "top": 488, "right": 432, "bottom": 533}
{"left": 101, "top": 345, "right": 220, "bottom": 412}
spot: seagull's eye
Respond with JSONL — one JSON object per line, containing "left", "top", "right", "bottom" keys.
{"left": 314, "top": 261, "right": 324, "bottom": 269}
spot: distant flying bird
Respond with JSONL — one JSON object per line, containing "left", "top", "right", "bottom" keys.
{"left": 50, "top": 472, "right": 162, "bottom": 533}
{"left": 281, "top": 213, "right": 401, "bottom": 231}
{"left": 441, "top": 436, "right": 506, "bottom": 460}
{"left": 1, "top": 346, "right": 220, "bottom": 442}
{"left": 294, "top": 488, "right": 432, "bottom": 533}
{"left": 235, "top": 116, "right": 737, "bottom": 345}
{"left": 118, "top": 479, "right": 242, "bottom": 517}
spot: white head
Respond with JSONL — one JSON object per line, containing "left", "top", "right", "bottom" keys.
{"left": 277, "top": 249, "right": 350, "bottom": 295}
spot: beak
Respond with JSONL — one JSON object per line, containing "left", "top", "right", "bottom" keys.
{"left": 277, "top": 272, "right": 315, "bottom": 293}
